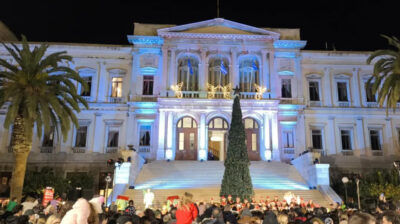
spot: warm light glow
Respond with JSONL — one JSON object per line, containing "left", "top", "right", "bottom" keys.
{"left": 211, "top": 135, "right": 223, "bottom": 142}
{"left": 254, "top": 84, "right": 267, "bottom": 100}
{"left": 166, "top": 149, "right": 173, "bottom": 160}
{"left": 265, "top": 150, "right": 272, "bottom": 161}
{"left": 171, "top": 82, "right": 184, "bottom": 98}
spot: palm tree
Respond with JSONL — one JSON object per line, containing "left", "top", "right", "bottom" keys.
{"left": 0, "top": 36, "right": 89, "bottom": 201}
{"left": 367, "top": 35, "right": 400, "bottom": 113}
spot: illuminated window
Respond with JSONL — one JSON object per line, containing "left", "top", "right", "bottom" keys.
{"left": 239, "top": 58, "right": 259, "bottom": 92}
{"left": 111, "top": 77, "right": 123, "bottom": 97}
{"left": 75, "top": 126, "right": 88, "bottom": 147}
{"left": 251, "top": 134, "right": 257, "bottom": 151}
{"left": 281, "top": 79, "right": 292, "bottom": 98}
{"left": 190, "top": 133, "right": 195, "bottom": 150}
{"left": 208, "top": 58, "right": 229, "bottom": 87}
{"left": 179, "top": 133, "right": 185, "bottom": 150}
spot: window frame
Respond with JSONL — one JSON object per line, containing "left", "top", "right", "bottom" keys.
{"left": 281, "top": 78, "right": 292, "bottom": 98}
{"left": 339, "top": 128, "right": 353, "bottom": 151}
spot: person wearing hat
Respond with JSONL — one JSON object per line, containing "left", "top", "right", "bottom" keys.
{"left": 24, "top": 209, "right": 36, "bottom": 224}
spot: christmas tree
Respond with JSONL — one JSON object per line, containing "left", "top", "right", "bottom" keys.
{"left": 220, "top": 95, "right": 254, "bottom": 200}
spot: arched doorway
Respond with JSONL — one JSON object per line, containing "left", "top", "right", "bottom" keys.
{"left": 243, "top": 118, "right": 260, "bottom": 161}
{"left": 175, "top": 117, "right": 197, "bottom": 160}
{"left": 208, "top": 117, "right": 229, "bottom": 161}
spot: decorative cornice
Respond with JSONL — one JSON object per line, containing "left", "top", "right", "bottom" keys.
{"left": 273, "top": 40, "right": 307, "bottom": 49}
{"left": 158, "top": 32, "right": 277, "bottom": 41}
{"left": 127, "top": 35, "right": 164, "bottom": 45}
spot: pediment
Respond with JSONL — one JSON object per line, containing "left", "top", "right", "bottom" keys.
{"left": 157, "top": 18, "right": 280, "bottom": 40}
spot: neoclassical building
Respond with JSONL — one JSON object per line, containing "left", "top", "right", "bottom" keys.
{"left": 0, "top": 18, "right": 399, "bottom": 196}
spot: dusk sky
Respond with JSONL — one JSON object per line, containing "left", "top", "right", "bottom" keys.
{"left": 1, "top": 0, "right": 398, "bottom": 51}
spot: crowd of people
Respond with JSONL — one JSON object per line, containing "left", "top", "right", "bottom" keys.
{"left": 0, "top": 192, "right": 399, "bottom": 224}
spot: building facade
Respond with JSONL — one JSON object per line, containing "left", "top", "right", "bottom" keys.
{"left": 0, "top": 19, "right": 399, "bottom": 195}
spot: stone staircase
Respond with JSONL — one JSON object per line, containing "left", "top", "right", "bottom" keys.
{"left": 123, "top": 160, "right": 336, "bottom": 209}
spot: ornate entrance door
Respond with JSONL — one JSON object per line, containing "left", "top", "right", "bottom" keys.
{"left": 243, "top": 118, "right": 260, "bottom": 161}
{"left": 208, "top": 117, "right": 229, "bottom": 161}
{"left": 175, "top": 117, "right": 197, "bottom": 160}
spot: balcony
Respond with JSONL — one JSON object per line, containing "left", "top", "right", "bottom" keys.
{"left": 338, "top": 102, "right": 350, "bottom": 107}
{"left": 341, "top": 150, "right": 354, "bottom": 156}
{"left": 105, "top": 147, "right": 118, "bottom": 153}
{"left": 72, "top": 147, "right": 86, "bottom": 153}
{"left": 108, "top": 97, "right": 123, "bottom": 103}
{"left": 310, "top": 148, "right": 325, "bottom": 156}
{"left": 309, "top": 101, "right": 322, "bottom": 107}
{"left": 81, "top": 96, "right": 92, "bottom": 102}
{"left": 139, "top": 146, "right": 151, "bottom": 153}
{"left": 182, "top": 91, "right": 200, "bottom": 98}
{"left": 283, "top": 148, "right": 295, "bottom": 154}
{"left": 366, "top": 102, "right": 378, "bottom": 108}
{"left": 40, "top": 146, "right": 54, "bottom": 153}
{"left": 240, "top": 92, "right": 257, "bottom": 99}
{"left": 372, "top": 150, "right": 384, "bottom": 156}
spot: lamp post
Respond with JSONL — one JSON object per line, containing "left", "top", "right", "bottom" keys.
{"left": 342, "top": 176, "right": 349, "bottom": 204}
{"left": 104, "top": 174, "right": 112, "bottom": 206}
{"left": 356, "top": 178, "right": 361, "bottom": 210}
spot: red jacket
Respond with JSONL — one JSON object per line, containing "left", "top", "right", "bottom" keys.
{"left": 176, "top": 203, "right": 198, "bottom": 224}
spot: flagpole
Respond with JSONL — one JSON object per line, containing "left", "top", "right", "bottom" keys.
{"left": 217, "top": 0, "right": 220, "bottom": 18}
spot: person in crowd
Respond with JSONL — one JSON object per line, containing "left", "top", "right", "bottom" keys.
{"left": 348, "top": 212, "right": 376, "bottom": 224}
{"left": 45, "top": 214, "right": 61, "bottom": 224}
{"left": 176, "top": 192, "right": 198, "bottom": 224}
{"left": 125, "top": 200, "right": 136, "bottom": 216}
{"left": 382, "top": 211, "right": 400, "bottom": 224}
{"left": 5, "top": 204, "right": 23, "bottom": 224}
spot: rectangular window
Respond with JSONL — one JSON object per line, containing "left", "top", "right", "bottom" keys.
{"left": 281, "top": 79, "right": 292, "bottom": 98}
{"left": 42, "top": 127, "right": 55, "bottom": 147}
{"left": 142, "top": 76, "right": 154, "bottom": 95}
{"left": 309, "top": 81, "right": 320, "bottom": 101}
{"left": 75, "top": 126, "right": 88, "bottom": 147}
{"left": 337, "top": 82, "right": 348, "bottom": 102}
{"left": 111, "top": 77, "right": 123, "bottom": 97}
{"left": 366, "top": 83, "right": 376, "bottom": 102}
{"left": 189, "top": 133, "right": 195, "bottom": 150}
{"left": 139, "top": 125, "right": 151, "bottom": 146}
{"left": 341, "top": 130, "right": 352, "bottom": 150}
{"left": 283, "top": 131, "right": 294, "bottom": 148}
{"left": 251, "top": 133, "right": 257, "bottom": 151}
{"left": 80, "top": 77, "right": 92, "bottom": 96}
{"left": 107, "top": 128, "right": 119, "bottom": 147}
{"left": 311, "top": 130, "right": 323, "bottom": 149}
{"left": 369, "top": 129, "right": 381, "bottom": 150}
{"left": 179, "top": 133, "right": 184, "bottom": 150}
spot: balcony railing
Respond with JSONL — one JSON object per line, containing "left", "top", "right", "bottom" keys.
{"left": 240, "top": 92, "right": 257, "bottom": 99}
{"left": 310, "top": 101, "right": 322, "bottom": 107}
{"left": 372, "top": 150, "right": 384, "bottom": 156}
{"left": 139, "top": 146, "right": 151, "bottom": 153}
{"left": 40, "top": 146, "right": 54, "bottom": 153}
{"left": 81, "top": 96, "right": 92, "bottom": 102}
{"left": 131, "top": 96, "right": 158, "bottom": 102}
{"left": 182, "top": 91, "right": 200, "bottom": 98}
{"left": 283, "top": 148, "right": 295, "bottom": 154}
{"left": 366, "top": 102, "right": 378, "bottom": 108}
{"left": 108, "top": 97, "right": 123, "bottom": 103}
{"left": 338, "top": 102, "right": 350, "bottom": 107}
{"left": 105, "top": 147, "right": 118, "bottom": 153}
{"left": 341, "top": 150, "right": 354, "bottom": 156}
{"left": 72, "top": 147, "right": 86, "bottom": 153}
{"left": 310, "top": 148, "right": 325, "bottom": 156}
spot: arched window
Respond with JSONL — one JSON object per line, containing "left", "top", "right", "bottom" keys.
{"left": 177, "top": 57, "right": 199, "bottom": 91}
{"left": 208, "top": 57, "right": 230, "bottom": 87}
{"left": 208, "top": 117, "right": 229, "bottom": 129}
{"left": 239, "top": 58, "right": 259, "bottom": 92}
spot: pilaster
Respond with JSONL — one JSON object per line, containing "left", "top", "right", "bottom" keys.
{"left": 156, "top": 111, "right": 166, "bottom": 160}
{"left": 169, "top": 48, "right": 177, "bottom": 88}
{"left": 355, "top": 117, "right": 366, "bottom": 156}
{"left": 351, "top": 68, "right": 361, "bottom": 107}
{"left": 199, "top": 48, "right": 208, "bottom": 93}
{"left": 261, "top": 49, "right": 269, "bottom": 98}
{"left": 231, "top": 48, "right": 238, "bottom": 88}
{"left": 92, "top": 112, "right": 104, "bottom": 153}
{"left": 270, "top": 111, "right": 280, "bottom": 161}
{"left": 326, "top": 116, "right": 336, "bottom": 155}
{"left": 97, "top": 62, "right": 108, "bottom": 102}
{"left": 323, "top": 67, "right": 332, "bottom": 107}
{"left": 263, "top": 113, "right": 270, "bottom": 161}
{"left": 385, "top": 117, "right": 395, "bottom": 156}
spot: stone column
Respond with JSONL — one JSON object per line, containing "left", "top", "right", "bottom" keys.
{"left": 326, "top": 116, "right": 336, "bottom": 155}
{"left": 261, "top": 49, "right": 269, "bottom": 98}
{"left": 125, "top": 112, "right": 135, "bottom": 146}
{"left": 270, "top": 111, "right": 280, "bottom": 161}
{"left": 231, "top": 48, "right": 238, "bottom": 88}
{"left": 263, "top": 113, "right": 270, "bottom": 161}
{"left": 199, "top": 48, "right": 208, "bottom": 93}
{"left": 156, "top": 111, "right": 166, "bottom": 160}
{"left": 169, "top": 48, "right": 176, "bottom": 89}
{"left": 160, "top": 46, "right": 169, "bottom": 96}
{"left": 385, "top": 118, "right": 395, "bottom": 155}
{"left": 166, "top": 112, "right": 174, "bottom": 158}
{"left": 296, "top": 112, "right": 306, "bottom": 156}
{"left": 355, "top": 117, "right": 366, "bottom": 156}
{"left": 97, "top": 62, "right": 108, "bottom": 102}
{"left": 295, "top": 54, "right": 302, "bottom": 102}
{"left": 323, "top": 67, "right": 332, "bottom": 107}
{"left": 199, "top": 113, "right": 207, "bottom": 160}
{"left": 269, "top": 51, "right": 277, "bottom": 98}
{"left": 352, "top": 68, "right": 361, "bottom": 107}
{"left": 92, "top": 112, "right": 104, "bottom": 153}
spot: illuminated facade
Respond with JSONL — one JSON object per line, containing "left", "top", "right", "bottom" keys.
{"left": 0, "top": 19, "right": 399, "bottom": 195}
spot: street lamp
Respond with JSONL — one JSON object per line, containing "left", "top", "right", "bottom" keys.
{"left": 104, "top": 174, "right": 112, "bottom": 206}
{"left": 355, "top": 178, "right": 361, "bottom": 210}
{"left": 342, "top": 176, "right": 349, "bottom": 204}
